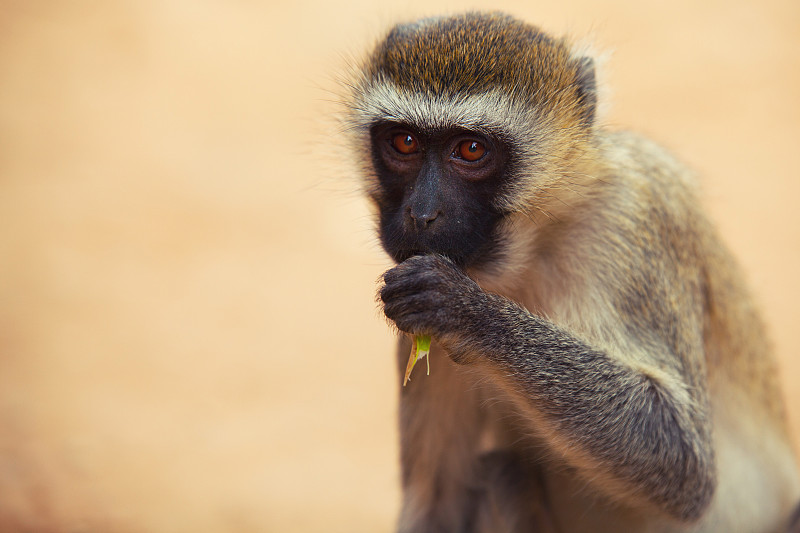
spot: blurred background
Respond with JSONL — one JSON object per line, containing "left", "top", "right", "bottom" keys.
{"left": 0, "top": 1, "right": 797, "bottom": 531}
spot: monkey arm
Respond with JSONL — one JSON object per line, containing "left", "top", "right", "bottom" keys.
{"left": 381, "top": 254, "right": 716, "bottom": 523}
{"left": 461, "top": 294, "right": 716, "bottom": 523}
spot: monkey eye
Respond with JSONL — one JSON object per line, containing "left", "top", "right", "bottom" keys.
{"left": 391, "top": 133, "right": 419, "bottom": 155}
{"left": 454, "top": 140, "right": 486, "bottom": 162}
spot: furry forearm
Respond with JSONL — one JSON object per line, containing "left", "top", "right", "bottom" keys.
{"left": 445, "top": 293, "right": 716, "bottom": 521}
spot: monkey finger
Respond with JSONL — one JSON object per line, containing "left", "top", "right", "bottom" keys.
{"left": 386, "top": 310, "right": 435, "bottom": 336}
{"left": 382, "top": 259, "right": 444, "bottom": 283}
{"left": 380, "top": 277, "right": 457, "bottom": 310}
{"left": 381, "top": 271, "right": 439, "bottom": 292}
{"left": 382, "top": 292, "right": 440, "bottom": 321}
{"left": 399, "top": 254, "right": 462, "bottom": 278}
{"left": 380, "top": 269, "right": 448, "bottom": 299}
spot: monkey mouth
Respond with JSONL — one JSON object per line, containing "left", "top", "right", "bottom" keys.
{"left": 387, "top": 241, "right": 474, "bottom": 268}
{"left": 380, "top": 216, "right": 500, "bottom": 268}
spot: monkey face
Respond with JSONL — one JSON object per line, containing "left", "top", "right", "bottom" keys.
{"left": 370, "top": 123, "right": 509, "bottom": 268}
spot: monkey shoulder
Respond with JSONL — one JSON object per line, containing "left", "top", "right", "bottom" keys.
{"left": 583, "top": 130, "right": 711, "bottom": 259}
{"left": 596, "top": 130, "right": 699, "bottom": 201}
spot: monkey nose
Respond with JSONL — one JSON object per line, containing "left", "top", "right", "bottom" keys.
{"left": 408, "top": 208, "right": 440, "bottom": 230}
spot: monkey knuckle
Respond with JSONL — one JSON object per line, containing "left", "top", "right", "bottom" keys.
{"left": 393, "top": 313, "right": 427, "bottom": 335}
{"left": 401, "top": 254, "right": 453, "bottom": 276}
{"left": 379, "top": 287, "right": 404, "bottom": 308}
{"left": 383, "top": 291, "right": 437, "bottom": 316}
{"left": 381, "top": 264, "right": 400, "bottom": 280}
{"left": 401, "top": 254, "right": 426, "bottom": 266}
{"left": 379, "top": 279, "right": 396, "bottom": 296}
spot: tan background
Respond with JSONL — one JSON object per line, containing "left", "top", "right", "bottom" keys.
{"left": 0, "top": 1, "right": 798, "bottom": 532}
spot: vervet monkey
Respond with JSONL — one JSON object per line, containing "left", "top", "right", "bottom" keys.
{"left": 343, "top": 12, "right": 800, "bottom": 532}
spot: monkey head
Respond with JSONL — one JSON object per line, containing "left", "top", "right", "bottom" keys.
{"left": 345, "top": 12, "right": 598, "bottom": 270}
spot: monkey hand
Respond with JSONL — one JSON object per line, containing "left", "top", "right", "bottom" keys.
{"left": 380, "top": 254, "right": 488, "bottom": 361}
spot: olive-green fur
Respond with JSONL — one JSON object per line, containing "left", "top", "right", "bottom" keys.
{"left": 367, "top": 12, "right": 593, "bottom": 128}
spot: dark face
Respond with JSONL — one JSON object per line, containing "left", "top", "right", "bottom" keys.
{"left": 370, "top": 122, "right": 510, "bottom": 268}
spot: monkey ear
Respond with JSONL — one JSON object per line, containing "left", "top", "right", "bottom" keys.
{"left": 575, "top": 57, "right": 597, "bottom": 127}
